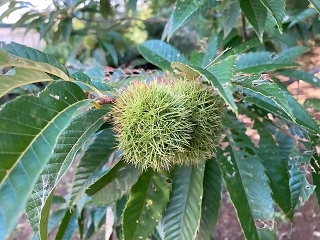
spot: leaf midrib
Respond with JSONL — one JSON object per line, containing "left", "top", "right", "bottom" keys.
{"left": 0, "top": 98, "right": 91, "bottom": 186}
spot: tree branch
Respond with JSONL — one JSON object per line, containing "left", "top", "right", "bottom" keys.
{"left": 241, "top": 12, "right": 247, "bottom": 42}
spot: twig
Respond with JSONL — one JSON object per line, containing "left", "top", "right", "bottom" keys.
{"left": 241, "top": 12, "right": 247, "bottom": 42}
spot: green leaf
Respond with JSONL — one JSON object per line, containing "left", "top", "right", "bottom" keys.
{"left": 163, "top": 0, "right": 206, "bottom": 40}
{"left": 287, "top": 130, "right": 315, "bottom": 210}
{"left": 224, "top": 38, "right": 262, "bottom": 57}
{"left": 201, "top": 31, "right": 218, "bottom": 68}
{"left": 100, "top": 0, "right": 114, "bottom": 18}
{"left": 0, "top": 42, "right": 68, "bottom": 75}
{"left": 12, "top": 12, "right": 38, "bottom": 29}
{"left": 55, "top": 208, "right": 78, "bottom": 240}
{"left": 26, "top": 108, "right": 111, "bottom": 239}
{"left": 189, "top": 51, "right": 204, "bottom": 67}
{"left": 235, "top": 51, "right": 298, "bottom": 74}
{"left": 304, "top": 98, "right": 320, "bottom": 110}
{"left": 0, "top": 5, "right": 27, "bottom": 22}
{"left": 58, "top": 17, "right": 73, "bottom": 42}
{"left": 86, "top": 161, "right": 141, "bottom": 205}
{"left": 71, "top": 71, "right": 92, "bottom": 84}
{"left": 0, "top": 48, "right": 69, "bottom": 80}
{"left": 123, "top": 170, "right": 171, "bottom": 240}
{"left": 170, "top": 62, "right": 200, "bottom": 80}
{"left": 0, "top": 81, "right": 92, "bottom": 239}
{"left": 161, "top": 163, "right": 205, "bottom": 240}
{"left": 279, "top": 69, "right": 320, "bottom": 87}
{"left": 308, "top": 0, "right": 320, "bottom": 13}
{"left": 233, "top": 75, "right": 294, "bottom": 121}
{"left": 223, "top": 1, "right": 241, "bottom": 38}
{"left": 206, "top": 55, "right": 237, "bottom": 111}
{"left": 259, "top": 0, "right": 285, "bottom": 32}
{"left": 71, "top": 71, "right": 113, "bottom": 92}
{"left": 217, "top": 114, "right": 275, "bottom": 240}
{"left": 0, "top": 69, "right": 54, "bottom": 98}
{"left": 70, "top": 127, "right": 117, "bottom": 206}
{"left": 244, "top": 84, "right": 320, "bottom": 134}
{"left": 193, "top": 66, "right": 238, "bottom": 114}
{"left": 47, "top": 209, "right": 67, "bottom": 235}
{"left": 252, "top": 119, "right": 292, "bottom": 218}
{"left": 288, "top": 8, "right": 318, "bottom": 28}
{"left": 128, "top": 0, "right": 138, "bottom": 15}
{"left": 138, "top": 40, "right": 188, "bottom": 71}
{"left": 99, "top": 40, "right": 119, "bottom": 66}
{"left": 239, "top": 0, "right": 267, "bottom": 41}
{"left": 311, "top": 153, "right": 320, "bottom": 206}
{"left": 197, "top": 158, "right": 222, "bottom": 239}
{"left": 277, "top": 46, "right": 309, "bottom": 61}
{"left": 264, "top": 20, "right": 295, "bottom": 46}
{"left": 39, "top": 11, "right": 57, "bottom": 38}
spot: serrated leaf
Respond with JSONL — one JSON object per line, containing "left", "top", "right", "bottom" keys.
{"left": 123, "top": 170, "right": 171, "bottom": 240}
{"left": 86, "top": 161, "right": 141, "bottom": 205}
{"left": 277, "top": 46, "right": 309, "bottom": 61}
{"left": 0, "top": 48, "right": 69, "bottom": 80}
{"left": 259, "top": 0, "right": 285, "bottom": 32}
{"left": 235, "top": 51, "right": 298, "bottom": 74}
{"left": 0, "top": 81, "right": 92, "bottom": 239}
{"left": 71, "top": 71, "right": 112, "bottom": 93}
{"left": 252, "top": 119, "right": 292, "bottom": 218}
{"left": 12, "top": 12, "right": 38, "bottom": 29}
{"left": 288, "top": 8, "right": 318, "bottom": 28}
{"left": 170, "top": 62, "right": 200, "bottom": 80}
{"left": 201, "top": 31, "right": 218, "bottom": 68}
{"left": 223, "top": 1, "right": 240, "bottom": 38}
{"left": 279, "top": 69, "right": 320, "bottom": 87}
{"left": 138, "top": 40, "right": 188, "bottom": 71}
{"left": 0, "top": 42, "right": 68, "bottom": 75}
{"left": 193, "top": 66, "right": 238, "bottom": 114}
{"left": 26, "top": 108, "right": 111, "bottom": 239}
{"left": 0, "top": 68, "right": 54, "bottom": 98}
{"left": 70, "top": 127, "right": 117, "bottom": 206}
{"left": 161, "top": 163, "right": 205, "bottom": 240}
{"left": 71, "top": 71, "right": 92, "bottom": 84}
{"left": 0, "top": 5, "right": 27, "bottom": 22}
{"left": 189, "top": 51, "right": 204, "bottom": 67}
{"left": 239, "top": 0, "right": 267, "bottom": 41}
{"left": 91, "top": 81, "right": 113, "bottom": 91}
{"left": 197, "top": 158, "right": 222, "bottom": 239}
{"left": 311, "top": 153, "right": 320, "bottom": 206}
{"left": 287, "top": 129, "right": 315, "bottom": 210}
{"left": 233, "top": 75, "right": 294, "bottom": 120}
{"left": 163, "top": 0, "right": 206, "bottom": 40}
{"left": 223, "top": 38, "right": 262, "bottom": 58}
{"left": 217, "top": 114, "right": 275, "bottom": 240}
{"left": 245, "top": 91, "right": 320, "bottom": 134}
{"left": 264, "top": 20, "right": 295, "bottom": 46}
{"left": 309, "top": 0, "right": 320, "bottom": 13}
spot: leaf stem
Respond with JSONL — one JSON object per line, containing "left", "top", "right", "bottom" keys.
{"left": 241, "top": 12, "right": 247, "bottom": 42}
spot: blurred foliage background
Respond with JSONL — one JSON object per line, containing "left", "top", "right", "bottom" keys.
{"left": 1, "top": 0, "right": 319, "bottom": 69}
